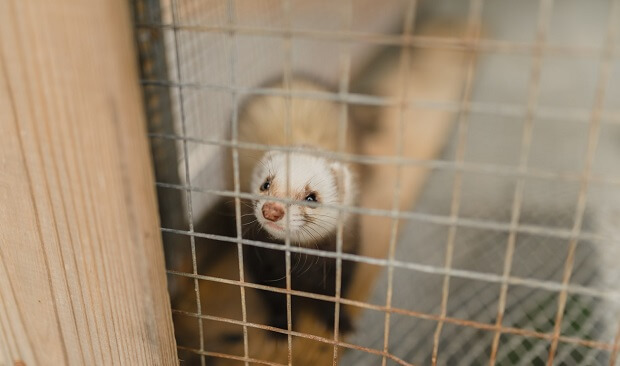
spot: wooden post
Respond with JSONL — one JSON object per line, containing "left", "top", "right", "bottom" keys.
{"left": 0, "top": 1, "right": 178, "bottom": 365}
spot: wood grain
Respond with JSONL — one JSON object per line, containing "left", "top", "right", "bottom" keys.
{"left": 0, "top": 1, "right": 178, "bottom": 365}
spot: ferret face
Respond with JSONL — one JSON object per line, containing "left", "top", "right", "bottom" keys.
{"left": 250, "top": 151, "right": 352, "bottom": 245}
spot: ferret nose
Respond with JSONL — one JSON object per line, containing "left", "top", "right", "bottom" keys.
{"left": 262, "top": 202, "right": 284, "bottom": 222}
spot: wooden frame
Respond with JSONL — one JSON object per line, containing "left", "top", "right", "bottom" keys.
{"left": 0, "top": 1, "right": 178, "bottom": 365}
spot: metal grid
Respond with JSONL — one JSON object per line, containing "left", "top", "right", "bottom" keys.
{"left": 133, "top": 0, "right": 620, "bottom": 365}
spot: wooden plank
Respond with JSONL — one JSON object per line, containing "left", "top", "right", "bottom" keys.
{"left": 0, "top": 1, "right": 178, "bottom": 365}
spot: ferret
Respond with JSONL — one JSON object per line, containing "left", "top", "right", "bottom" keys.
{"left": 237, "top": 78, "right": 359, "bottom": 334}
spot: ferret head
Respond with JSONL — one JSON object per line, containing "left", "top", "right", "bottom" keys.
{"left": 250, "top": 151, "right": 354, "bottom": 245}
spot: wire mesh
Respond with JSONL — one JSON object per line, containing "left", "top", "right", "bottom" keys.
{"left": 133, "top": 0, "right": 620, "bottom": 365}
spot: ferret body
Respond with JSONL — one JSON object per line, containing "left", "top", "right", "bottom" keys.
{"left": 237, "top": 78, "right": 359, "bottom": 333}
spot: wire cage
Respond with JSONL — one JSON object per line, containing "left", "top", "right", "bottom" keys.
{"left": 133, "top": 0, "right": 620, "bottom": 365}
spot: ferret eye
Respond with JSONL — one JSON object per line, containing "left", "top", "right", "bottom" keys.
{"left": 305, "top": 193, "right": 317, "bottom": 202}
{"left": 260, "top": 179, "right": 270, "bottom": 191}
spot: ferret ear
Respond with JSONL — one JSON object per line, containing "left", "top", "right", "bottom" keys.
{"left": 329, "top": 161, "right": 352, "bottom": 199}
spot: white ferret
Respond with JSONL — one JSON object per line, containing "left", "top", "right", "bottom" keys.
{"left": 237, "top": 78, "right": 359, "bottom": 334}
{"left": 238, "top": 78, "right": 358, "bottom": 246}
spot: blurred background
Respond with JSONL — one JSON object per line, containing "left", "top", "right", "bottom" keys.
{"left": 134, "top": 0, "right": 620, "bottom": 364}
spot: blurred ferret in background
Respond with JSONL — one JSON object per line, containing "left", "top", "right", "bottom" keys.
{"left": 168, "top": 14, "right": 469, "bottom": 366}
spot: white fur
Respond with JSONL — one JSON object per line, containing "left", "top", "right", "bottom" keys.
{"left": 251, "top": 151, "right": 355, "bottom": 245}
{"left": 237, "top": 79, "right": 358, "bottom": 246}
{"left": 237, "top": 79, "right": 356, "bottom": 193}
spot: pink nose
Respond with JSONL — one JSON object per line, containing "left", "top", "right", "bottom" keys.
{"left": 262, "top": 202, "right": 284, "bottom": 222}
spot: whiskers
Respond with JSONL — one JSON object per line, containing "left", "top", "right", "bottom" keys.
{"left": 239, "top": 199, "right": 256, "bottom": 210}
{"left": 242, "top": 206, "right": 342, "bottom": 281}
{"left": 240, "top": 212, "right": 257, "bottom": 222}
{"left": 287, "top": 214, "right": 339, "bottom": 277}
